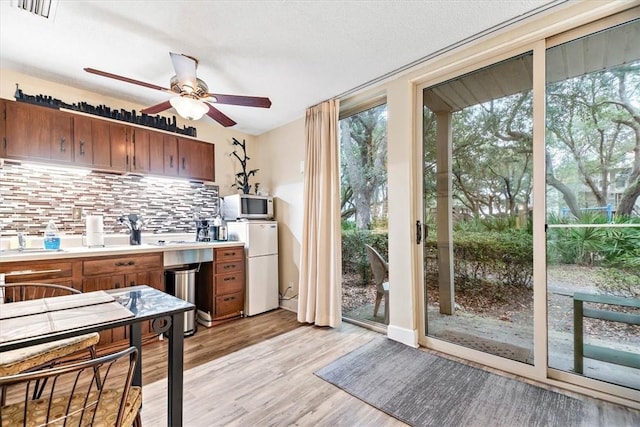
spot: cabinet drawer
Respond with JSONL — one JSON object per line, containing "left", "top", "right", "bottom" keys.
{"left": 215, "top": 272, "right": 244, "bottom": 295}
{"left": 215, "top": 291, "right": 243, "bottom": 316}
{"left": 1, "top": 260, "right": 74, "bottom": 283}
{"left": 215, "top": 260, "right": 243, "bottom": 275}
{"left": 214, "top": 246, "right": 243, "bottom": 262}
{"left": 83, "top": 253, "right": 162, "bottom": 276}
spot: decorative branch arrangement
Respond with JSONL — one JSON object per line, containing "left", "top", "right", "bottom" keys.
{"left": 230, "top": 137, "right": 259, "bottom": 194}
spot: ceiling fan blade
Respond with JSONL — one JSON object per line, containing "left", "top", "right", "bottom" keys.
{"left": 141, "top": 100, "right": 172, "bottom": 115}
{"left": 206, "top": 103, "right": 237, "bottom": 127}
{"left": 170, "top": 52, "right": 198, "bottom": 88}
{"left": 84, "top": 68, "right": 170, "bottom": 92}
{"left": 207, "top": 93, "right": 272, "bottom": 108}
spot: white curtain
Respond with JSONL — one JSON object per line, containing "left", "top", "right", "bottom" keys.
{"left": 297, "top": 99, "right": 342, "bottom": 327}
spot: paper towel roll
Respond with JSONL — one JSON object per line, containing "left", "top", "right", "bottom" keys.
{"left": 86, "top": 215, "right": 104, "bottom": 247}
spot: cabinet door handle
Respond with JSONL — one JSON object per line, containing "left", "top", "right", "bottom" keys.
{"left": 133, "top": 155, "right": 136, "bottom": 168}
{"left": 223, "top": 276, "right": 236, "bottom": 281}
{"left": 170, "top": 155, "right": 174, "bottom": 168}
{"left": 223, "top": 296, "right": 235, "bottom": 302}
{"left": 223, "top": 264, "right": 233, "bottom": 270}
{"left": 79, "top": 140, "right": 85, "bottom": 155}
{"left": 130, "top": 281, "right": 135, "bottom": 287}
{"left": 60, "top": 137, "right": 66, "bottom": 152}
{"left": 115, "top": 260, "right": 135, "bottom": 267}
{"left": 115, "top": 282, "right": 120, "bottom": 289}
{"left": 181, "top": 157, "right": 186, "bottom": 170}
{"left": 224, "top": 252, "right": 236, "bottom": 257}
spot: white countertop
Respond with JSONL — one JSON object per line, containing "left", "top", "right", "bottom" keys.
{"left": 0, "top": 233, "right": 244, "bottom": 263}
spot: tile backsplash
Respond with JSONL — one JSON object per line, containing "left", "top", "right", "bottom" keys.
{"left": 0, "top": 162, "right": 219, "bottom": 237}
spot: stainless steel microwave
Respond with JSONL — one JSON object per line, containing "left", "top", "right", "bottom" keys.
{"left": 222, "top": 194, "right": 274, "bottom": 220}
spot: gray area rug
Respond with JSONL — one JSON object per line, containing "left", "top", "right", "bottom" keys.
{"left": 316, "top": 337, "right": 586, "bottom": 427}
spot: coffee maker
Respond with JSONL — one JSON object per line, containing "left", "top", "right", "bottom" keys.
{"left": 195, "top": 219, "right": 211, "bottom": 242}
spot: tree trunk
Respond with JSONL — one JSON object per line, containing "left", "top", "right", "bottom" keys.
{"left": 617, "top": 176, "right": 640, "bottom": 216}
{"left": 341, "top": 120, "right": 372, "bottom": 229}
{"left": 546, "top": 150, "right": 581, "bottom": 218}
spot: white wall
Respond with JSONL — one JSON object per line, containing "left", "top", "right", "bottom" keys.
{"left": 0, "top": 69, "right": 256, "bottom": 193}
{"left": 255, "top": 117, "right": 305, "bottom": 303}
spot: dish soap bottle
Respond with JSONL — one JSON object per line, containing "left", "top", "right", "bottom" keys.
{"left": 43, "top": 220, "right": 61, "bottom": 250}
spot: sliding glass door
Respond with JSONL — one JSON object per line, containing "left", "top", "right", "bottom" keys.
{"left": 340, "top": 103, "right": 389, "bottom": 327}
{"left": 545, "top": 19, "right": 640, "bottom": 391}
{"left": 419, "top": 17, "right": 639, "bottom": 394}
{"left": 422, "top": 52, "right": 535, "bottom": 364}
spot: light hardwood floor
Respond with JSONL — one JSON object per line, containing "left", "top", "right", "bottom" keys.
{"left": 140, "top": 309, "right": 402, "bottom": 426}
{"left": 139, "top": 309, "right": 638, "bottom": 426}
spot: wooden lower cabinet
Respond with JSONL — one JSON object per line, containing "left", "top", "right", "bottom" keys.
{"left": 196, "top": 245, "right": 245, "bottom": 326}
{"left": 82, "top": 253, "right": 164, "bottom": 351}
{"left": 0, "top": 259, "right": 81, "bottom": 299}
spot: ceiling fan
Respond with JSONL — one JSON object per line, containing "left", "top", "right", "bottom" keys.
{"left": 84, "top": 52, "right": 271, "bottom": 127}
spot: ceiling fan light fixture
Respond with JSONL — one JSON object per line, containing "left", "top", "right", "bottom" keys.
{"left": 170, "top": 96, "right": 208, "bottom": 121}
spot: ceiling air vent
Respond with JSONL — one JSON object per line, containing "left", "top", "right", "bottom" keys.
{"left": 16, "top": 0, "right": 58, "bottom": 19}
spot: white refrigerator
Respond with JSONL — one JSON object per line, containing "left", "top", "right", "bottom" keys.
{"left": 227, "top": 220, "right": 279, "bottom": 316}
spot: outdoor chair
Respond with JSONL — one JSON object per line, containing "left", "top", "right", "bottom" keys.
{"left": 365, "top": 244, "right": 390, "bottom": 324}
{"left": 0, "top": 283, "right": 101, "bottom": 401}
{"left": 0, "top": 346, "right": 141, "bottom": 427}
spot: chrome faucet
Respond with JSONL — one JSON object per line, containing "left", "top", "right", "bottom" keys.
{"left": 17, "top": 232, "right": 26, "bottom": 251}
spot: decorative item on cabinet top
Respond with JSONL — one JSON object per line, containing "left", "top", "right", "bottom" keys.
{"left": 13, "top": 84, "right": 198, "bottom": 137}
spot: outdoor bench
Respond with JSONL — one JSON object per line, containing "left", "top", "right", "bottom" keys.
{"left": 573, "top": 292, "right": 640, "bottom": 374}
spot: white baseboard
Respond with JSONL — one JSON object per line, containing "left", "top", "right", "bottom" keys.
{"left": 279, "top": 298, "right": 298, "bottom": 313}
{"left": 387, "top": 324, "right": 418, "bottom": 348}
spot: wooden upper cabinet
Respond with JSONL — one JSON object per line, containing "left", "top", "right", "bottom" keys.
{"left": 49, "top": 111, "right": 73, "bottom": 163}
{"left": 1, "top": 98, "right": 214, "bottom": 181}
{"left": 5, "top": 101, "right": 47, "bottom": 159}
{"left": 178, "top": 138, "right": 215, "bottom": 182}
{"left": 91, "top": 120, "right": 112, "bottom": 169}
{"left": 72, "top": 115, "right": 114, "bottom": 169}
{"left": 129, "top": 128, "right": 151, "bottom": 173}
{"left": 109, "top": 124, "right": 129, "bottom": 171}
{"left": 76, "top": 120, "right": 126, "bottom": 172}
{"left": 177, "top": 137, "right": 196, "bottom": 178}
{"left": 152, "top": 132, "right": 215, "bottom": 181}
{"left": 147, "top": 130, "right": 165, "bottom": 175}
{"left": 5, "top": 101, "right": 72, "bottom": 162}
{"left": 72, "top": 115, "right": 94, "bottom": 166}
{"left": 163, "top": 135, "right": 180, "bottom": 177}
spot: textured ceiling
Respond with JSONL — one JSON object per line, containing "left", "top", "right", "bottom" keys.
{"left": 0, "top": 1, "right": 563, "bottom": 135}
